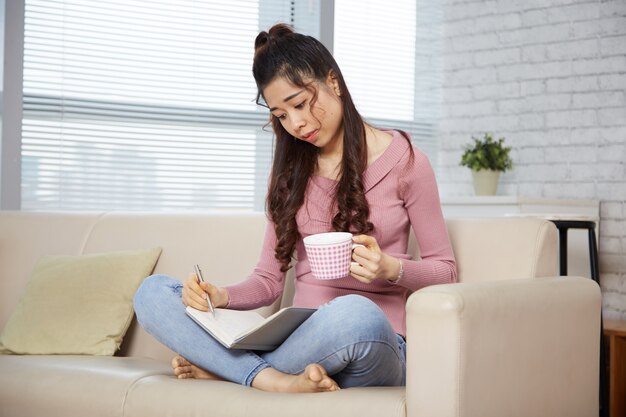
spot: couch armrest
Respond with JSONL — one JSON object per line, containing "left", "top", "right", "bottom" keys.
{"left": 405, "top": 277, "right": 601, "bottom": 417}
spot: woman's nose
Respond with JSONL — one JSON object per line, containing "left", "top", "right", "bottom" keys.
{"left": 291, "top": 114, "right": 307, "bottom": 130}
{"left": 291, "top": 112, "right": 306, "bottom": 129}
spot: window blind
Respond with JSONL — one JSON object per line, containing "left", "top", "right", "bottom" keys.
{"left": 20, "top": 0, "right": 439, "bottom": 211}
{"left": 22, "top": 0, "right": 302, "bottom": 211}
{"left": 333, "top": 0, "right": 442, "bottom": 159}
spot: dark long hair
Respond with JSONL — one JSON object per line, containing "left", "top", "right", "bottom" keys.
{"left": 253, "top": 24, "right": 373, "bottom": 272}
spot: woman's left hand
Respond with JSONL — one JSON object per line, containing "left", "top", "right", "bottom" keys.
{"left": 350, "top": 235, "right": 401, "bottom": 284}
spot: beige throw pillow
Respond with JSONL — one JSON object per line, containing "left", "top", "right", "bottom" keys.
{"left": 0, "top": 247, "right": 162, "bottom": 355}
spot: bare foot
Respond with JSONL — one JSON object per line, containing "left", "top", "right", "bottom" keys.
{"left": 171, "top": 355, "right": 223, "bottom": 380}
{"left": 252, "top": 363, "right": 340, "bottom": 393}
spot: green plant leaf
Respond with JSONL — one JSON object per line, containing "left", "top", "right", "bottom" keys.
{"left": 460, "top": 133, "right": 513, "bottom": 172}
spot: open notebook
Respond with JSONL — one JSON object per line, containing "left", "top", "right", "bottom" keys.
{"left": 185, "top": 306, "right": 316, "bottom": 351}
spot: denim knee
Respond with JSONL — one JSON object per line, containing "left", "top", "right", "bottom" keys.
{"left": 133, "top": 274, "right": 178, "bottom": 327}
{"left": 329, "top": 294, "right": 383, "bottom": 316}
{"left": 324, "top": 294, "right": 394, "bottom": 340}
{"left": 134, "top": 274, "right": 165, "bottom": 305}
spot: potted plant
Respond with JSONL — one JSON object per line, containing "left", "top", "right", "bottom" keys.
{"left": 460, "top": 133, "right": 513, "bottom": 196}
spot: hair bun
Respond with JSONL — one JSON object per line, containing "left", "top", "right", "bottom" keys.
{"left": 254, "top": 23, "right": 294, "bottom": 51}
{"left": 254, "top": 31, "right": 270, "bottom": 51}
{"left": 268, "top": 23, "right": 294, "bottom": 38}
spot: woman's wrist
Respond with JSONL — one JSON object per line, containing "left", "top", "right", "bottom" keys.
{"left": 394, "top": 258, "right": 403, "bottom": 282}
{"left": 382, "top": 254, "right": 403, "bottom": 283}
{"left": 218, "top": 287, "right": 230, "bottom": 308}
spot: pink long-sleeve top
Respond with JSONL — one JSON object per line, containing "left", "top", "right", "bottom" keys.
{"left": 225, "top": 130, "right": 457, "bottom": 336}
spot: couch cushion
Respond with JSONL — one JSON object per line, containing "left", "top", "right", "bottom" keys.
{"left": 0, "top": 355, "right": 171, "bottom": 417}
{"left": 0, "top": 248, "right": 161, "bottom": 355}
{"left": 124, "top": 375, "right": 407, "bottom": 417}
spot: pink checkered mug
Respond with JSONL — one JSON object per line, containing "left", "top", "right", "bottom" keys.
{"left": 303, "top": 232, "right": 363, "bottom": 280}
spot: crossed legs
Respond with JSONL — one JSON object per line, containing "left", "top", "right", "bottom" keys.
{"left": 134, "top": 275, "right": 405, "bottom": 393}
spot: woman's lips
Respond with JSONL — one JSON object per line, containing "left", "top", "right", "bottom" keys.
{"left": 302, "top": 129, "right": 318, "bottom": 142}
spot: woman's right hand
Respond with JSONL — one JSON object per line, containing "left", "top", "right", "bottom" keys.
{"left": 181, "top": 273, "right": 229, "bottom": 310}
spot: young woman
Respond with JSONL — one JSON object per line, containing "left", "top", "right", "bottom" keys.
{"left": 134, "top": 23, "right": 456, "bottom": 393}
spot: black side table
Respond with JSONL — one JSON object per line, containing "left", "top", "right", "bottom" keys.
{"left": 550, "top": 219, "right": 607, "bottom": 417}
{"left": 550, "top": 219, "right": 600, "bottom": 283}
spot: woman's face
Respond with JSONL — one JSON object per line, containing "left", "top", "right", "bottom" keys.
{"left": 262, "top": 75, "right": 344, "bottom": 152}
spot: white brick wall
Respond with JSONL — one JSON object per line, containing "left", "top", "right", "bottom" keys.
{"left": 437, "top": 0, "right": 626, "bottom": 319}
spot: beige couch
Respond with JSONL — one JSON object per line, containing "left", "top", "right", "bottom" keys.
{"left": 0, "top": 211, "right": 601, "bottom": 417}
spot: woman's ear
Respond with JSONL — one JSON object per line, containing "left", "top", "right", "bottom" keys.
{"left": 326, "top": 71, "right": 341, "bottom": 96}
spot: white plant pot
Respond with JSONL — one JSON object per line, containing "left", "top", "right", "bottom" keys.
{"left": 471, "top": 169, "right": 500, "bottom": 196}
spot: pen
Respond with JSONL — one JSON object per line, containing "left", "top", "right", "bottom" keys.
{"left": 194, "top": 264, "right": 215, "bottom": 317}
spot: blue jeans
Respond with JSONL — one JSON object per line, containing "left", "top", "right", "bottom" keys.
{"left": 134, "top": 274, "right": 406, "bottom": 388}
